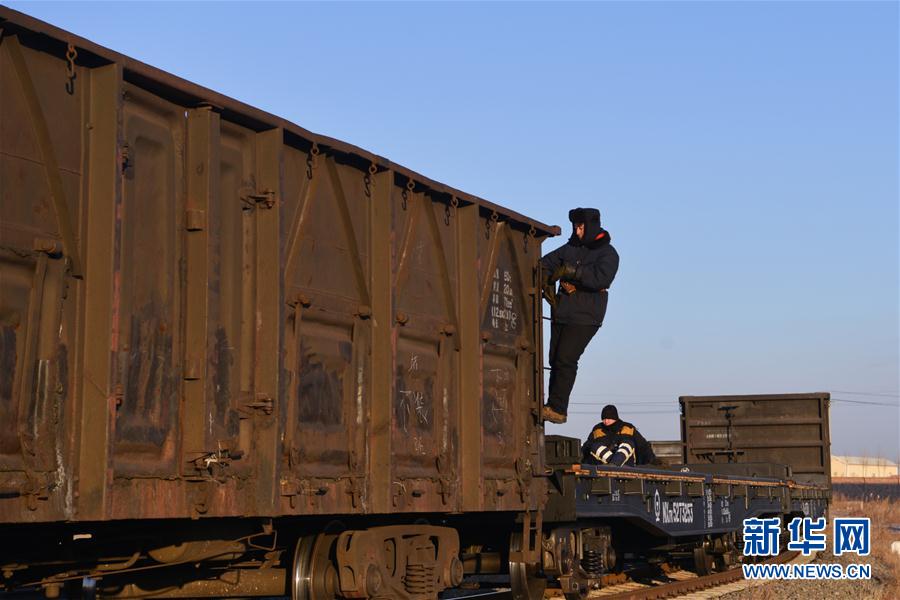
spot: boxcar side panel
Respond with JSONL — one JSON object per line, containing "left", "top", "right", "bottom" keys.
{"left": 0, "top": 33, "right": 84, "bottom": 523}
{"left": 0, "top": 10, "right": 556, "bottom": 523}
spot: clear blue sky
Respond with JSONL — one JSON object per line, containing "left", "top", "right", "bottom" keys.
{"left": 9, "top": 1, "right": 898, "bottom": 457}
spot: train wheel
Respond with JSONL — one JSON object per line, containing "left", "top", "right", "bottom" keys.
{"left": 714, "top": 533, "right": 740, "bottom": 571}
{"left": 509, "top": 532, "right": 547, "bottom": 600}
{"left": 692, "top": 546, "right": 714, "bottom": 576}
{"left": 292, "top": 533, "right": 339, "bottom": 600}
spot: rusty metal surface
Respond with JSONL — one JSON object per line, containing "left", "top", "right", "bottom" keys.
{"left": 0, "top": 5, "right": 559, "bottom": 240}
{"left": 680, "top": 393, "right": 832, "bottom": 488}
{"left": 0, "top": 8, "right": 550, "bottom": 524}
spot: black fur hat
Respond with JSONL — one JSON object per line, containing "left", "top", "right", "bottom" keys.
{"left": 601, "top": 404, "right": 619, "bottom": 420}
{"left": 567, "top": 207, "right": 606, "bottom": 247}
{"left": 568, "top": 207, "right": 601, "bottom": 225}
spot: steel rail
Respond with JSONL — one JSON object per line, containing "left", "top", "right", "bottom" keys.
{"left": 587, "top": 551, "right": 800, "bottom": 600}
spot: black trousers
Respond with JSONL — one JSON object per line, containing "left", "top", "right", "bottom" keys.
{"left": 547, "top": 322, "right": 600, "bottom": 415}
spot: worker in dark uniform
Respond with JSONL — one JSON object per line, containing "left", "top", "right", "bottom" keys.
{"left": 540, "top": 208, "right": 619, "bottom": 424}
{"left": 582, "top": 405, "right": 657, "bottom": 467}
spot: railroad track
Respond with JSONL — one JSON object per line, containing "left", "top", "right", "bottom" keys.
{"left": 540, "top": 550, "right": 817, "bottom": 599}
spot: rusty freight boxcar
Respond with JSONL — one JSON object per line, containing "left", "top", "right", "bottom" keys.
{"left": 0, "top": 7, "right": 559, "bottom": 598}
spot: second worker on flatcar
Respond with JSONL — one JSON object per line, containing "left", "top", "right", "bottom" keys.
{"left": 541, "top": 207, "right": 619, "bottom": 424}
{"left": 582, "top": 404, "right": 657, "bottom": 467}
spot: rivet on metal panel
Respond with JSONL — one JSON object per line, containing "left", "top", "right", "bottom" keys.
{"left": 356, "top": 304, "right": 372, "bottom": 319}
{"left": 481, "top": 331, "right": 492, "bottom": 342}
{"left": 65, "top": 43, "right": 77, "bottom": 95}
{"left": 395, "top": 312, "right": 409, "bottom": 325}
{"left": 440, "top": 324, "right": 456, "bottom": 336}
{"left": 296, "top": 293, "right": 312, "bottom": 307}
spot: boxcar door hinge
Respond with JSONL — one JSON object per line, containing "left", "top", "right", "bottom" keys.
{"left": 280, "top": 476, "right": 301, "bottom": 498}
{"left": 345, "top": 477, "right": 363, "bottom": 509}
{"left": 515, "top": 458, "right": 533, "bottom": 503}
{"left": 392, "top": 481, "right": 407, "bottom": 508}
{"left": 438, "top": 476, "right": 457, "bottom": 505}
{"left": 23, "top": 472, "right": 50, "bottom": 511}
{"left": 435, "top": 455, "right": 456, "bottom": 505}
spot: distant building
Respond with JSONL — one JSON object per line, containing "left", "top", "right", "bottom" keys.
{"left": 831, "top": 455, "right": 899, "bottom": 478}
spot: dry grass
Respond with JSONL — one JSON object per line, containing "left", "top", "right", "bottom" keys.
{"left": 832, "top": 494, "right": 900, "bottom": 598}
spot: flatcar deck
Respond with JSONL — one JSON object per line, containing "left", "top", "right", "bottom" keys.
{"left": 543, "top": 463, "right": 829, "bottom": 538}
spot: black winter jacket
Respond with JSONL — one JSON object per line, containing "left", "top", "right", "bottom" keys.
{"left": 540, "top": 218, "right": 619, "bottom": 326}
{"left": 581, "top": 420, "right": 656, "bottom": 467}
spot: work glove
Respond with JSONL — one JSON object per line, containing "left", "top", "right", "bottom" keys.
{"left": 542, "top": 282, "right": 558, "bottom": 310}
{"left": 551, "top": 263, "right": 578, "bottom": 283}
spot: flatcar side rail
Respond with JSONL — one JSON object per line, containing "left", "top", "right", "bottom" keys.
{"left": 567, "top": 464, "right": 831, "bottom": 492}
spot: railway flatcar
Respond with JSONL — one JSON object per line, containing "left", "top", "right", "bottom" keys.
{"left": 521, "top": 394, "right": 831, "bottom": 599}
{"left": 0, "top": 8, "right": 831, "bottom": 600}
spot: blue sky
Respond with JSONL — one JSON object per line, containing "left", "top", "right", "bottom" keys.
{"left": 8, "top": 1, "right": 898, "bottom": 457}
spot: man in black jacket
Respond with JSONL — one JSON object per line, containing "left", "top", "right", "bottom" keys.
{"left": 582, "top": 405, "right": 657, "bottom": 467}
{"left": 540, "top": 208, "right": 619, "bottom": 424}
